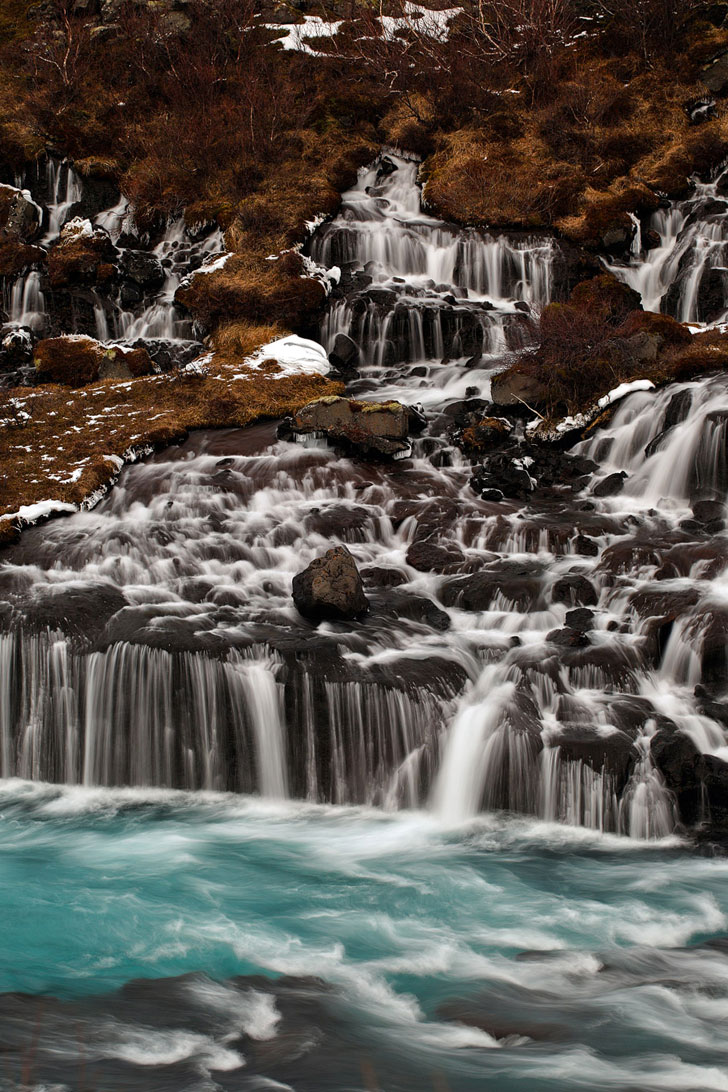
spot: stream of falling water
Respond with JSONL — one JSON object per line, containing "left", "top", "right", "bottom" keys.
{"left": 2, "top": 152, "right": 728, "bottom": 1091}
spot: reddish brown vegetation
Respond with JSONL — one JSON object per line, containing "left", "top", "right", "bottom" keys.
{"left": 497, "top": 273, "right": 725, "bottom": 415}
{"left": 33, "top": 337, "right": 153, "bottom": 386}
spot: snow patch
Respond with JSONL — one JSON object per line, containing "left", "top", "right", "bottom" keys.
{"left": 242, "top": 334, "right": 330, "bottom": 379}
{"left": 529, "top": 379, "right": 656, "bottom": 440}
{"left": 2, "top": 500, "right": 77, "bottom": 525}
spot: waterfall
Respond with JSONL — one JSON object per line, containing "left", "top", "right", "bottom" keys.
{"left": 42, "top": 158, "right": 83, "bottom": 242}
{"left": 6, "top": 270, "right": 47, "bottom": 333}
{"left": 1, "top": 162, "right": 227, "bottom": 348}
{"left": 3, "top": 150, "right": 728, "bottom": 840}
{"left": 607, "top": 167, "right": 728, "bottom": 323}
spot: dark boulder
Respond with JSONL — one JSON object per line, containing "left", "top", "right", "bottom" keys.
{"left": 593, "top": 472, "right": 627, "bottom": 498}
{"left": 546, "top": 627, "right": 590, "bottom": 648}
{"left": 0, "top": 184, "right": 42, "bottom": 241}
{"left": 406, "top": 539, "right": 465, "bottom": 573}
{"left": 470, "top": 454, "right": 534, "bottom": 501}
{"left": 555, "top": 725, "right": 639, "bottom": 792}
{"left": 702, "top": 50, "right": 728, "bottom": 95}
{"left": 327, "top": 333, "right": 360, "bottom": 378}
{"left": 25, "top": 580, "right": 128, "bottom": 643}
{"left": 292, "top": 546, "right": 369, "bottom": 622}
{"left": 565, "top": 607, "right": 595, "bottom": 632}
{"left": 120, "top": 249, "right": 165, "bottom": 290}
{"left": 490, "top": 367, "right": 547, "bottom": 409}
{"left": 442, "top": 561, "right": 545, "bottom": 612}
{"left": 551, "top": 574, "right": 598, "bottom": 607}
{"left": 651, "top": 727, "right": 709, "bottom": 828}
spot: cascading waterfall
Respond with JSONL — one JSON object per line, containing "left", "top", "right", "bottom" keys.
{"left": 2, "top": 151, "right": 728, "bottom": 840}
{"left": 0, "top": 156, "right": 226, "bottom": 364}
{"left": 607, "top": 165, "right": 728, "bottom": 323}
{"left": 313, "top": 156, "right": 551, "bottom": 368}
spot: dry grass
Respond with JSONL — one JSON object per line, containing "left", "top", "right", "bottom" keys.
{"left": 0, "top": 360, "right": 343, "bottom": 538}
{"left": 422, "top": 45, "right": 728, "bottom": 241}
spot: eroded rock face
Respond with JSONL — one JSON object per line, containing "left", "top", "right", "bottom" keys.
{"left": 282, "top": 396, "right": 424, "bottom": 459}
{"left": 292, "top": 546, "right": 369, "bottom": 622}
{"left": 0, "top": 184, "right": 42, "bottom": 242}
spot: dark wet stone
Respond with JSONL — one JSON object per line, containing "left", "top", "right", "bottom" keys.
{"left": 360, "top": 566, "right": 407, "bottom": 588}
{"left": 24, "top": 581, "right": 128, "bottom": 643}
{"left": 693, "top": 499, "right": 725, "bottom": 524}
{"left": 551, "top": 574, "right": 598, "bottom": 607}
{"left": 406, "top": 539, "right": 465, "bottom": 573}
{"left": 442, "top": 561, "right": 545, "bottom": 612}
{"left": 565, "top": 608, "right": 594, "bottom": 632}
{"left": 593, "top": 472, "right": 627, "bottom": 497}
{"left": 303, "top": 504, "right": 371, "bottom": 541}
{"left": 553, "top": 725, "right": 638, "bottom": 791}
{"left": 574, "top": 534, "right": 599, "bottom": 556}
{"left": 292, "top": 546, "right": 369, "bottom": 623}
{"left": 547, "top": 627, "right": 590, "bottom": 648}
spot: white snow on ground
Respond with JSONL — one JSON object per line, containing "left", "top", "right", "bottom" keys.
{"left": 262, "top": 16, "right": 343, "bottom": 55}
{"left": 3, "top": 500, "right": 77, "bottom": 524}
{"left": 190, "top": 252, "right": 233, "bottom": 276}
{"left": 528, "top": 379, "right": 656, "bottom": 439}
{"left": 262, "top": 4, "right": 461, "bottom": 54}
{"left": 597, "top": 379, "right": 655, "bottom": 407}
{"left": 238, "top": 334, "right": 330, "bottom": 379}
{"left": 380, "top": 2, "right": 461, "bottom": 42}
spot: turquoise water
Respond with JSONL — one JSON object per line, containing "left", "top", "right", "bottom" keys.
{"left": 1, "top": 781, "right": 728, "bottom": 1090}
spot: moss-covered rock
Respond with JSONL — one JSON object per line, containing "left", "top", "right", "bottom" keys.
{"left": 34, "top": 336, "right": 153, "bottom": 387}
{"left": 48, "top": 218, "right": 117, "bottom": 288}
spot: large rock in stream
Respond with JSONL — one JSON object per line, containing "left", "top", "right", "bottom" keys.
{"left": 281, "top": 396, "right": 425, "bottom": 459}
{"left": 292, "top": 546, "right": 369, "bottom": 622}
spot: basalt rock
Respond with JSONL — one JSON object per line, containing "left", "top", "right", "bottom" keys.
{"left": 552, "top": 725, "right": 638, "bottom": 792}
{"left": 406, "top": 539, "right": 465, "bottom": 573}
{"left": 551, "top": 573, "right": 598, "bottom": 607}
{"left": 120, "top": 249, "right": 165, "bottom": 290}
{"left": 281, "top": 396, "right": 424, "bottom": 459}
{"left": 327, "top": 332, "right": 360, "bottom": 378}
{"left": 442, "top": 560, "right": 546, "bottom": 612}
{"left": 292, "top": 546, "right": 369, "bottom": 622}
{"left": 470, "top": 454, "right": 534, "bottom": 500}
{"left": 0, "top": 184, "right": 42, "bottom": 242}
{"left": 491, "top": 367, "right": 547, "bottom": 409}
{"left": 593, "top": 471, "right": 627, "bottom": 498}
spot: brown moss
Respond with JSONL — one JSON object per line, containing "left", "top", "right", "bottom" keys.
{"left": 663, "top": 329, "right": 728, "bottom": 380}
{"left": 569, "top": 274, "right": 643, "bottom": 325}
{"left": 0, "top": 238, "right": 44, "bottom": 276}
{"left": 460, "top": 417, "right": 511, "bottom": 455}
{"left": 615, "top": 309, "right": 692, "bottom": 347}
{"left": 212, "top": 320, "right": 287, "bottom": 363}
{"left": 176, "top": 251, "right": 326, "bottom": 331}
{"left": 48, "top": 233, "right": 116, "bottom": 288}
{"left": 33, "top": 338, "right": 153, "bottom": 387}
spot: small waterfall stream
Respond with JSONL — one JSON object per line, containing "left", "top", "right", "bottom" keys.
{"left": 1, "top": 156, "right": 225, "bottom": 375}
{"left": 1, "top": 152, "right": 728, "bottom": 839}
{"left": 607, "top": 165, "right": 728, "bottom": 323}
